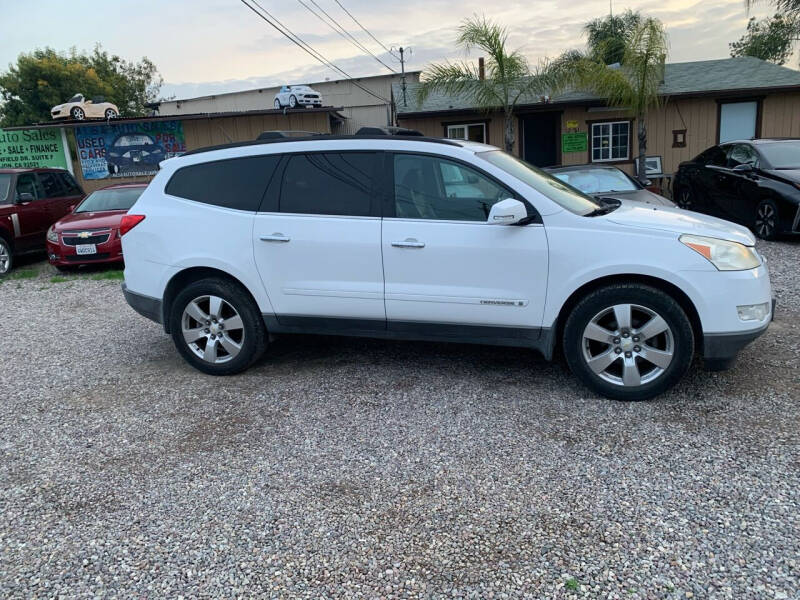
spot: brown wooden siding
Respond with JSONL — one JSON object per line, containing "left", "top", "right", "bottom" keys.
{"left": 398, "top": 90, "right": 800, "bottom": 178}
{"left": 71, "top": 111, "right": 332, "bottom": 194}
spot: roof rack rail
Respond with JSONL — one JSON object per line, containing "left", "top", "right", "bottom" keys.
{"left": 256, "top": 130, "right": 323, "bottom": 140}
{"left": 355, "top": 126, "right": 423, "bottom": 136}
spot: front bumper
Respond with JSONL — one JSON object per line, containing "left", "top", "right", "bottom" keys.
{"left": 47, "top": 236, "right": 124, "bottom": 266}
{"left": 122, "top": 282, "right": 163, "bottom": 324}
{"left": 703, "top": 321, "right": 770, "bottom": 371}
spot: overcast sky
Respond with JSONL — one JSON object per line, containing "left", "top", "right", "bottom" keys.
{"left": 0, "top": 0, "right": 788, "bottom": 100}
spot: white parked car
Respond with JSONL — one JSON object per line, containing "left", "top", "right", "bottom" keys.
{"left": 273, "top": 85, "right": 322, "bottom": 109}
{"left": 120, "top": 133, "right": 773, "bottom": 401}
{"left": 51, "top": 94, "right": 119, "bottom": 120}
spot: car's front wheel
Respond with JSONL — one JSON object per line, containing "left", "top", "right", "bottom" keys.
{"left": 754, "top": 198, "right": 779, "bottom": 240}
{"left": 0, "top": 238, "right": 12, "bottom": 277}
{"left": 563, "top": 284, "right": 694, "bottom": 401}
{"left": 70, "top": 107, "right": 85, "bottom": 120}
{"left": 169, "top": 277, "right": 267, "bottom": 375}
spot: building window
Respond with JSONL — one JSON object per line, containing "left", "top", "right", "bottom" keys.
{"left": 719, "top": 100, "right": 759, "bottom": 143}
{"left": 446, "top": 123, "right": 486, "bottom": 143}
{"left": 591, "top": 121, "right": 630, "bottom": 162}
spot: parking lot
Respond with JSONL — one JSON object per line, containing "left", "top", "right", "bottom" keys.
{"left": 0, "top": 240, "right": 798, "bottom": 598}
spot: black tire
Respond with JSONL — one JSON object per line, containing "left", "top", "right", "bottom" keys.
{"left": 274, "top": 98, "right": 281, "bottom": 109}
{"left": 754, "top": 198, "right": 779, "bottom": 240}
{"left": 169, "top": 277, "right": 267, "bottom": 376}
{"left": 70, "top": 106, "right": 85, "bottom": 120}
{"left": 563, "top": 284, "right": 694, "bottom": 401}
{"left": 0, "top": 237, "right": 12, "bottom": 277}
{"left": 675, "top": 184, "right": 694, "bottom": 210}
{"left": 104, "top": 108, "right": 117, "bottom": 119}
{"left": 289, "top": 94, "right": 297, "bottom": 108}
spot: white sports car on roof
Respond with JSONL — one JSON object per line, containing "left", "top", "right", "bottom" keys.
{"left": 51, "top": 94, "right": 119, "bottom": 121}
{"left": 273, "top": 85, "right": 323, "bottom": 109}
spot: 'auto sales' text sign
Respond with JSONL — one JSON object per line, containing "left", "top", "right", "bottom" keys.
{"left": 0, "top": 127, "right": 71, "bottom": 171}
{"left": 75, "top": 120, "right": 186, "bottom": 180}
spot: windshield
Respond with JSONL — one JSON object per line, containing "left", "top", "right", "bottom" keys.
{"left": 552, "top": 167, "right": 638, "bottom": 194}
{"left": 758, "top": 141, "right": 800, "bottom": 169}
{"left": 75, "top": 187, "right": 144, "bottom": 213}
{"left": 68, "top": 94, "right": 82, "bottom": 103}
{"left": 0, "top": 174, "right": 10, "bottom": 204}
{"left": 477, "top": 150, "right": 600, "bottom": 215}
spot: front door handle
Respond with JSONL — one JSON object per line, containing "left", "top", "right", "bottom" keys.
{"left": 260, "top": 233, "right": 291, "bottom": 243}
{"left": 391, "top": 238, "right": 425, "bottom": 248}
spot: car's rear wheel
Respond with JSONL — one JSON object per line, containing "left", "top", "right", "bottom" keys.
{"left": 70, "top": 107, "right": 85, "bottom": 120}
{"left": 754, "top": 198, "right": 779, "bottom": 240}
{"left": 104, "top": 108, "right": 118, "bottom": 119}
{"left": 169, "top": 278, "right": 267, "bottom": 375}
{"left": 274, "top": 98, "right": 281, "bottom": 109}
{"left": 289, "top": 94, "right": 297, "bottom": 108}
{"left": 0, "top": 238, "right": 12, "bottom": 277}
{"left": 563, "top": 284, "right": 694, "bottom": 401}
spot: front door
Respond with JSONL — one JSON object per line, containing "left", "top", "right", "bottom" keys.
{"left": 521, "top": 112, "right": 560, "bottom": 167}
{"left": 253, "top": 151, "right": 385, "bottom": 327}
{"left": 382, "top": 152, "right": 548, "bottom": 339}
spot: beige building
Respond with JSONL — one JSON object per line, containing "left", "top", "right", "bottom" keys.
{"left": 395, "top": 57, "right": 800, "bottom": 192}
{"left": 157, "top": 72, "right": 421, "bottom": 135}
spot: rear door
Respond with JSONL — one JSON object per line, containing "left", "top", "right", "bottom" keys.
{"left": 381, "top": 152, "right": 548, "bottom": 338}
{"left": 12, "top": 173, "right": 48, "bottom": 250}
{"left": 36, "top": 171, "right": 70, "bottom": 225}
{"left": 698, "top": 145, "right": 730, "bottom": 216}
{"left": 724, "top": 143, "right": 762, "bottom": 222}
{"left": 252, "top": 151, "right": 385, "bottom": 328}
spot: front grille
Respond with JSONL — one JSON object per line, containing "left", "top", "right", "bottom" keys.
{"left": 65, "top": 253, "right": 110, "bottom": 262}
{"left": 62, "top": 233, "right": 110, "bottom": 246}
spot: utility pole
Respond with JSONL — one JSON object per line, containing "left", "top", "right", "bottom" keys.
{"left": 399, "top": 46, "right": 407, "bottom": 107}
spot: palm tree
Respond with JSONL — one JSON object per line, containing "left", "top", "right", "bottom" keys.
{"left": 556, "top": 18, "right": 667, "bottom": 183}
{"left": 417, "top": 16, "right": 559, "bottom": 153}
{"left": 584, "top": 9, "right": 643, "bottom": 65}
{"left": 747, "top": 0, "right": 800, "bottom": 18}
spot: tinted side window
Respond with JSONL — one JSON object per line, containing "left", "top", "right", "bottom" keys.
{"left": 39, "top": 172, "right": 66, "bottom": 197}
{"left": 58, "top": 172, "right": 82, "bottom": 195}
{"left": 394, "top": 154, "right": 512, "bottom": 221}
{"left": 696, "top": 146, "right": 727, "bottom": 167}
{"left": 166, "top": 155, "right": 280, "bottom": 211}
{"left": 16, "top": 174, "right": 44, "bottom": 201}
{"left": 279, "top": 152, "right": 376, "bottom": 216}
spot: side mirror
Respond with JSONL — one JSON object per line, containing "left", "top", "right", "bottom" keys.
{"left": 16, "top": 192, "right": 35, "bottom": 204}
{"left": 487, "top": 198, "right": 527, "bottom": 225}
{"left": 733, "top": 163, "right": 754, "bottom": 173}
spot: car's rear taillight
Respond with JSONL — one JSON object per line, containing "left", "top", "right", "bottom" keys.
{"left": 120, "top": 214, "right": 145, "bottom": 236}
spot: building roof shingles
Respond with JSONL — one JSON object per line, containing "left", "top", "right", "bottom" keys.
{"left": 394, "top": 56, "right": 800, "bottom": 115}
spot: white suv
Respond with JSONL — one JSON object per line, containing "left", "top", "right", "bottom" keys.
{"left": 120, "top": 133, "right": 773, "bottom": 400}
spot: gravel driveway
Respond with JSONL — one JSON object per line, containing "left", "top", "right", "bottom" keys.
{"left": 1, "top": 241, "right": 798, "bottom": 599}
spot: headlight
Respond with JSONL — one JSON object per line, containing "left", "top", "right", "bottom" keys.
{"left": 46, "top": 226, "right": 59, "bottom": 243}
{"left": 679, "top": 234, "right": 761, "bottom": 271}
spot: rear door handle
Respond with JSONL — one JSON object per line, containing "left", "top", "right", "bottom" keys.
{"left": 260, "top": 233, "right": 290, "bottom": 243}
{"left": 391, "top": 239, "right": 425, "bottom": 248}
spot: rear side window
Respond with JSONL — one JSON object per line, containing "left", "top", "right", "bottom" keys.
{"left": 58, "top": 172, "right": 82, "bottom": 195}
{"left": 695, "top": 146, "right": 727, "bottom": 167}
{"left": 279, "top": 152, "right": 377, "bottom": 216}
{"left": 166, "top": 155, "right": 280, "bottom": 211}
{"left": 39, "top": 172, "right": 66, "bottom": 197}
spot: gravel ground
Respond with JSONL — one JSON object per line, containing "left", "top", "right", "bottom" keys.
{"left": 0, "top": 242, "right": 798, "bottom": 599}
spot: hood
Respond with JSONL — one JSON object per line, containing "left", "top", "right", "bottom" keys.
{"left": 764, "top": 168, "right": 800, "bottom": 184}
{"left": 54, "top": 210, "right": 127, "bottom": 232}
{"left": 605, "top": 201, "right": 756, "bottom": 246}
{"left": 596, "top": 189, "right": 675, "bottom": 207}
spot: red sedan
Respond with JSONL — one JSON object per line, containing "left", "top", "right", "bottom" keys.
{"left": 47, "top": 183, "right": 147, "bottom": 269}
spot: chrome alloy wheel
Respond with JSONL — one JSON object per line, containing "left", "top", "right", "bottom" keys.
{"left": 581, "top": 303, "right": 674, "bottom": 387}
{"left": 181, "top": 295, "right": 245, "bottom": 364}
{"left": 0, "top": 243, "right": 9, "bottom": 274}
{"left": 755, "top": 202, "right": 776, "bottom": 238}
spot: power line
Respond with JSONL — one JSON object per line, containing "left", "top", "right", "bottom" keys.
{"left": 238, "top": 0, "right": 389, "bottom": 103}
{"left": 296, "top": 0, "right": 397, "bottom": 74}
{"left": 332, "top": 0, "right": 399, "bottom": 60}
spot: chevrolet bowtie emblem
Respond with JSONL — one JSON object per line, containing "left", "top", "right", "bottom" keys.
{"left": 78, "top": 232, "right": 90, "bottom": 239}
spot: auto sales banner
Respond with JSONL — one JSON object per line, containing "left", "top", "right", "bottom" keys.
{"left": 0, "top": 127, "right": 72, "bottom": 171}
{"left": 75, "top": 120, "right": 186, "bottom": 180}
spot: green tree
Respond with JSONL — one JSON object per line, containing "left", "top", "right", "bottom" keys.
{"left": 0, "top": 46, "right": 163, "bottom": 127}
{"left": 417, "top": 16, "right": 559, "bottom": 152}
{"left": 584, "top": 9, "right": 643, "bottom": 65}
{"left": 747, "top": 0, "right": 800, "bottom": 19}
{"left": 554, "top": 18, "right": 667, "bottom": 183}
{"left": 730, "top": 15, "right": 798, "bottom": 64}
